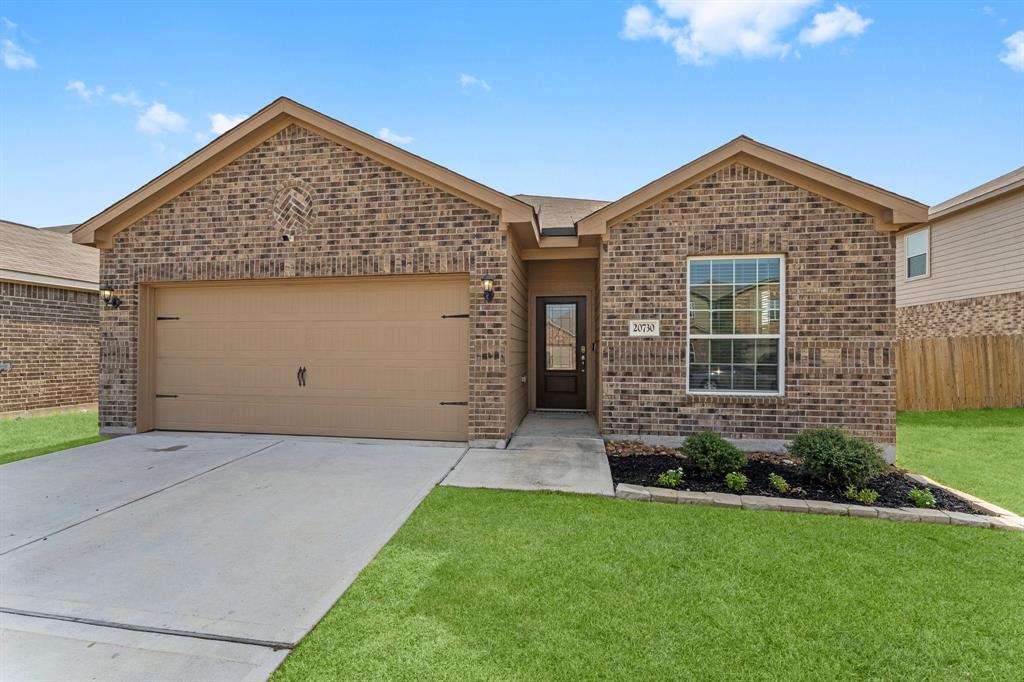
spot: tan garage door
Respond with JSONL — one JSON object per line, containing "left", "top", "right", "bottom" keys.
{"left": 152, "top": 275, "right": 469, "bottom": 441}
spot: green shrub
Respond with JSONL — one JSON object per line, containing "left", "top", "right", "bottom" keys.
{"left": 725, "top": 471, "right": 748, "bottom": 493}
{"left": 844, "top": 485, "right": 880, "bottom": 506}
{"left": 682, "top": 431, "right": 747, "bottom": 477}
{"left": 791, "top": 428, "right": 888, "bottom": 488}
{"left": 768, "top": 472, "right": 790, "bottom": 494}
{"left": 908, "top": 488, "right": 937, "bottom": 509}
{"left": 656, "top": 468, "right": 685, "bottom": 488}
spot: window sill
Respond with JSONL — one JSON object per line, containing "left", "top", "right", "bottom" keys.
{"left": 687, "top": 390, "right": 785, "bottom": 398}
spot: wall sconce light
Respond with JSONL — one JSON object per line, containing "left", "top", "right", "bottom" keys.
{"left": 99, "top": 284, "right": 121, "bottom": 309}
{"left": 481, "top": 274, "right": 494, "bottom": 302}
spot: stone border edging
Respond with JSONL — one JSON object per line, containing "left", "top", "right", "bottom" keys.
{"left": 615, "top": 483, "right": 1024, "bottom": 531}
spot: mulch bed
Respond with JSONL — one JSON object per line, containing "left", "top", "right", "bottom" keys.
{"left": 606, "top": 442, "right": 975, "bottom": 513}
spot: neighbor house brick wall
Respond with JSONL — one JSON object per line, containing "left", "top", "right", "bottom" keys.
{"left": 0, "top": 282, "right": 98, "bottom": 414}
{"left": 99, "top": 123, "right": 509, "bottom": 441}
{"left": 897, "top": 292, "right": 1024, "bottom": 339}
{"left": 600, "top": 163, "right": 896, "bottom": 444}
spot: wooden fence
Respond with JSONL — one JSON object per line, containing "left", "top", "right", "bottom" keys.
{"left": 896, "top": 334, "right": 1024, "bottom": 411}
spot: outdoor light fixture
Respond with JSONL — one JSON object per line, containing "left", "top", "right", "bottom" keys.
{"left": 99, "top": 284, "right": 121, "bottom": 309}
{"left": 481, "top": 275, "right": 495, "bottom": 302}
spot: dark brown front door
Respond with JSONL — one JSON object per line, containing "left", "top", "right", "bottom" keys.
{"left": 536, "top": 297, "right": 586, "bottom": 410}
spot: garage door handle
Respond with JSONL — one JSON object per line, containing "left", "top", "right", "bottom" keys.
{"left": 439, "top": 401, "right": 468, "bottom": 406}
{"left": 297, "top": 367, "right": 306, "bottom": 387}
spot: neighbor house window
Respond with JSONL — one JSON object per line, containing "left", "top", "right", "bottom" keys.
{"left": 905, "top": 228, "right": 929, "bottom": 279}
{"left": 687, "top": 256, "right": 784, "bottom": 395}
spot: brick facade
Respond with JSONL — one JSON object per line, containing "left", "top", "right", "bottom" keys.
{"left": 600, "top": 163, "right": 896, "bottom": 444}
{"left": 1, "top": 282, "right": 98, "bottom": 414}
{"left": 99, "top": 123, "right": 509, "bottom": 441}
{"left": 897, "top": 292, "right": 1024, "bottom": 339}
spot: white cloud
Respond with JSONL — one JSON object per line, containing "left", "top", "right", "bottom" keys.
{"left": 2, "top": 37, "right": 36, "bottom": 69}
{"left": 110, "top": 88, "right": 145, "bottom": 107}
{"left": 136, "top": 103, "right": 187, "bottom": 135}
{"left": 66, "top": 80, "right": 105, "bottom": 102}
{"left": 999, "top": 30, "right": 1024, "bottom": 72}
{"left": 623, "top": 1, "right": 871, "bottom": 64}
{"left": 209, "top": 113, "right": 247, "bottom": 135}
{"left": 799, "top": 5, "right": 872, "bottom": 45}
{"left": 377, "top": 127, "right": 414, "bottom": 145}
{"left": 1, "top": 17, "right": 17, "bottom": 31}
{"left": 459, "top": 73, "right": 492, "bottom": 91}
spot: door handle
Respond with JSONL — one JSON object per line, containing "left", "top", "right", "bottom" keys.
{"left": 297, "top": 366, "right": 306, "bottom": 387}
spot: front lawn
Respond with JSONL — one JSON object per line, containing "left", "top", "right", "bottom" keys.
{"left": 898, "top": 408, "right": 1024, "bottom": 515}
{"left": 0, "top": 410, "right": 106, "bottom": 466}
{"left": 273, "top": 486, "right": 1023, "bottom": 681}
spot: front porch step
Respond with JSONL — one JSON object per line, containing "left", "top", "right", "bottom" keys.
{"left": 506, "top": 435, "right": 606, "bottom": 455}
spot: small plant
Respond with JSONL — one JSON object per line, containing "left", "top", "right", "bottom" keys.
{"left": 791, "top": 428, "right": 888, "bottom": 488}
{"left": 908, "top": 488, "right": 937, "bottom": 509}
{"left": 768, "top": 472, "right": 790, "bottom": 494}
{"left": 681, "top": 431, "right": 747, "bottom": 477}
{"left": 725, "top": 471, "right": 748, "bottom": 493}
{"left": 789, "top": 486, "right": 807, "bottom": 497}
{"left": 656, "top": 467, "right": 685, "bottom": 488}
{"left": 844, "top": 485, "right": 880, "bottom": 506}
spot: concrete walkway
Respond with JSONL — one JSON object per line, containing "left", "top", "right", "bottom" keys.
{"left": 443, "top": 412, "right": 614, "bottom": 496}
{"left": 0, "top": 432, "right": 466, "bottom": 681}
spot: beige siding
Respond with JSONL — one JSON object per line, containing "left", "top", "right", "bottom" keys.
{"left": 897, "top": 191, "right": 1024, "bottom": 307}
{"left": 527, "top": 259, "right": 599, "bottom": 412}
{"left": 506, "top": 233, "right": 529, "bottom": 434}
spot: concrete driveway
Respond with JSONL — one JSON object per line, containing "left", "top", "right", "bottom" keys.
{"left": 0, "top": 432, "right": 466, "bottom": 681}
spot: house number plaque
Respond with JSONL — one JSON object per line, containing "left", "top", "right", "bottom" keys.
{"left": 629, "top": 320, "right": 660, "bottom": 337}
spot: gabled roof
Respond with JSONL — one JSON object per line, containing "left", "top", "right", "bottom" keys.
{"left": 576, "top": 136, "right": 928, "bottom": 235}
{"left": 927, "top": 165, "right": 1024, "bottom": 221}
{"left": 73, "top": 97, "right": 538, "bottom": 248}
{"left": 514, "top": 194, "right": 610, "bottom": 231}
{"left": 1, "top": 220, "right": 98, "bottom": 290}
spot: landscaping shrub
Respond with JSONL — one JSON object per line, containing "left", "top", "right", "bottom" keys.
{"left": 845, "top": 485, "right": 880, "bottom": 506}
{"left": 681, "top": 431, "right": 747, "bottom": 477}
{"left": 908, "top": 488, "right": 937, "bottom": 509}
{"left": 656, "top": 468, "right": 685, "bottom": 488}
{"left": 791, "top": 428, "right": 888, "bottom": 488}
{"left": 725, "top": 471, "right": 748, "bottom": 493}
{"left": 768, "top": 473, "right": 790, "bottom": 494}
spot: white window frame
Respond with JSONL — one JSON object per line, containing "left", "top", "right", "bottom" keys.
{"left": 685, "top": 254, "right": 786, "bottom": 397}
{"left": 904, "top": 227, "right": 930, "bottom": 281}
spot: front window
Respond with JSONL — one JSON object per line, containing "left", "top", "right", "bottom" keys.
{"left": 905, "top": 228, "right": 929, "bottom": 280}
{"left": 687, "top": 256, "right": 784, "bottom": 395}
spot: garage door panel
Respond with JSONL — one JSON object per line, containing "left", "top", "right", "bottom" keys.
{"left": 153, "top": 276, "right": 469, "bottom": 440}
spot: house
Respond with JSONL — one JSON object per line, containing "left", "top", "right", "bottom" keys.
{"left": 0, "top": 219, "right": 99, "bottom": 415}
{"left": 896, "top": 167, "right": 1024, "bottom": 338}
{"left": 71, "top": 97, "right": 927, "bottom": 453}
{"left": 894, "top": 168, "right": 1024, "bottom": 410}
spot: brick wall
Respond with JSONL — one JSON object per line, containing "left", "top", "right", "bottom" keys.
{"left": 897, "top": 292, "right": 1024, "bottom": 339}
{"left": 0, "top": 282, "right": 98, "bottom": 414}
{"left": 600, "top": 163, "right": 896, "bottom": 444}
{"left": 100, "top": 123, "right": 509, "bottom": 441}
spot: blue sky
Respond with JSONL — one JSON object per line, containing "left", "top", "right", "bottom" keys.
{"left": 1, "top": 1, "right": 1022, "bottom": 226}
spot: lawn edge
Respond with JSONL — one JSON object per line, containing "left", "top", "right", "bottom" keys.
{"left": 615, "top": 483, "right": 1024, "bottom": 531}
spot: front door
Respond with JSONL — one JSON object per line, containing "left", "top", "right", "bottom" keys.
{"left": 536, "top": 296, "right": 587, "bottom": 410}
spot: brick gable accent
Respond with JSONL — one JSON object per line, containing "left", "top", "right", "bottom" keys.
{"left": 1, "top": 282, "right": 98, "bottom": 414}
{"left": 599, "top": 163, "right": 896, "bottom": 444}
{"left": 897, "top": 292, "right": 1024, "bottom": 339}
{"left": 99, "top": 124, "right": 508, "bottom": 441}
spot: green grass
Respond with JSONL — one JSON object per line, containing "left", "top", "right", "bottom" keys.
{"left": 898, "top": 408, "right": 1024, "bottom": 515}
{"left": 0, "top": 410, "right": 106, "bottom": 465}
{"left": 273, "top": 486, "right": 1024, "bottom": 681}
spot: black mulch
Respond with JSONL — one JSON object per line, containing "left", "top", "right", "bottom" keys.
{"left": 607, "top": 451, "right": 975, "bottom": 513}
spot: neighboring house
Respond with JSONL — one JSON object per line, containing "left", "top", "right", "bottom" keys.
{"left": 72, "top": 97, "right": 927, "bottom": 453}
{"left": 894, "top": 168, "right": 1023, "bottom": 411}
{"left": 896, "top": 167, "right": 1024, "bottom": 338}
{"left": 0, "top": 220, "right": 99, "bottom": 415}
